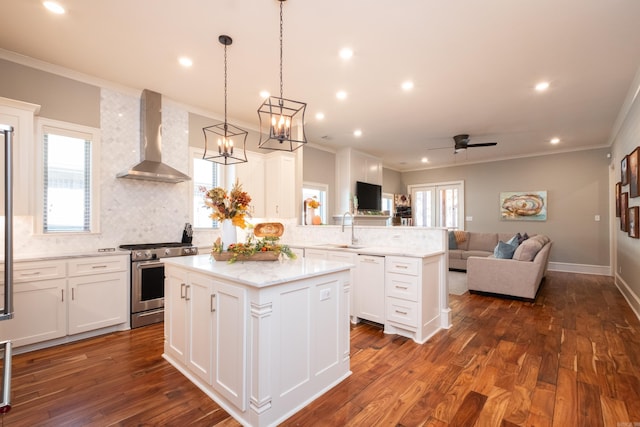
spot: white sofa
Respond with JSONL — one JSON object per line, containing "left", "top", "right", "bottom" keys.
{"left": 466, "top": 235, "right": 552, "bottom": 300}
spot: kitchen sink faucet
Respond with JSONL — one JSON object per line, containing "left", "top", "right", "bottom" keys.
{"left": 342, "top": 212, "right": 358, "bottom": 245}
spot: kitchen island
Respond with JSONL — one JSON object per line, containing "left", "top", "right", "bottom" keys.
{"left": 163, "top": 254, "right": 353, "bottom": 427}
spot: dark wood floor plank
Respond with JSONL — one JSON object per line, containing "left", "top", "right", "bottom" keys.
{"left": 3, "top": 271, "right": 640, "bottom": 427}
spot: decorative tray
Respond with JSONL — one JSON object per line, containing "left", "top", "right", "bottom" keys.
{"left": 211, "top": 251, "right": 280, "bottom": 262}
{"left": 254, "top": 222, "right": 284, "bottom": 238}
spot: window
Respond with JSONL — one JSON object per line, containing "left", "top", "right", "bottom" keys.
{"left": 302, "top": 182, "right": 328, "bottom": 225}
{"left": 37, "top": 118, "right": 100, "bottom": 234}
{"left": 191, "top": 148, "right": 221, "bottom": 228}
{"left": 409, "top": 181, "right": 464, "bottom": 229}
{"left": 382, "top": 193, "right": 394, "bottom": 226}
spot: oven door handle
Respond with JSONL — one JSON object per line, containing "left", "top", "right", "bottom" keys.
{"left": 137, "top": 261, "right": 163, "bottom": 269}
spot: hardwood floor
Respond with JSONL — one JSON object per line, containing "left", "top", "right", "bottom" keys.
{"left": 2, "top": 271, "right": 640, "bottom": 426}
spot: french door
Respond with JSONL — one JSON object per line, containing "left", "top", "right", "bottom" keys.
{"left": 409, "top": 181, "right": 464, "bottom": 229}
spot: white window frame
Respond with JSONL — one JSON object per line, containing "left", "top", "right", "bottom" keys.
{"left": 189, "top": 147, "right": 224, "bottom": 229}
{"left": 302, "top": 181, "right": 329, "bottom": 225}
{"left": 35, "top": 118, "right": 101, "bottom": 235}
{"left": 408, "top": 180, "right": 465, "bottom": 229}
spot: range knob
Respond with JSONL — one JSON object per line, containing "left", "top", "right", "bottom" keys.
{"left": 135, "top": 251, "right": 143, "bottom": 259}
{"left": 165, "top": 248, "right": 172, "bottom": 256}
{"left": 144, "top": 250, "right": 152, "bottom": 259}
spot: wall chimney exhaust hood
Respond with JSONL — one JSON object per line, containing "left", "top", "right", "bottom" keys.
{"left": 117, "top": 89, "right": 191, "bottom": 183}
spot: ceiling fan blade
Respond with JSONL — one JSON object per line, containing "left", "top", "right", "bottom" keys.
{"left": 466, "top": 142, "right": 497, "bottom": 148}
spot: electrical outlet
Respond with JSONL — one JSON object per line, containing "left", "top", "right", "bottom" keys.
{"left": 466, "top": 216, "right": 473, "bottom": 221}
{"left": 595, "top": 215, "right": 600, "bottom": 221}
{"left": 320, "top": 288, "right": 331, "bottom": 301}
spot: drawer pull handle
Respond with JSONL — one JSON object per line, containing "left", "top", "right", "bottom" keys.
{"left": 395, "top": 309, "right": 408, "bottom": 315}
{"left": 396, "top": 285, "right": 409, "bottom": 289}
{"left": 185, "top": 284, "right": 191, "bottom": 301}
{"left": 396, "top": 265, "right": 408, "bottom": 269}
{"left": 20, "top": 272, "right": 41, "bottom": 276}
{"left": 61, "top": 289, "right": 64, "bottom": 302}
{"left": 91, "top": 265, "right": 108, "bottom": 269}
{"left": 180, "top": 283, "right": 186, "bottom": 299}
{"left": 211, "top": 294, "right": 216, "bottom": 312}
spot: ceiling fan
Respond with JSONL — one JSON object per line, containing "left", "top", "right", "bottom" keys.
{"left": 453, "top": 134, "right": 497, "bottom": 153}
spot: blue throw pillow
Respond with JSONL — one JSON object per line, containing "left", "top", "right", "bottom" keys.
{"left": 506, "top": 233, "right": 521, "bottom": 247}
{"left": 448, "top": 231, "right": 458, "bottom": 249}
{"left": 494, "top": 240, "right": 516, "bottom": 259}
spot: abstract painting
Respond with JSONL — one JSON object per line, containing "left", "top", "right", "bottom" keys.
{"left": 500, "top": 191, "right": 547, "bottom": 221}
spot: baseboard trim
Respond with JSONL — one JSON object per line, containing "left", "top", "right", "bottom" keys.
{"left": 547, "top": 262, "right": 611, "bottom": 276}
{"left": 615, "top": 274, "right": 640, "bottom": 323}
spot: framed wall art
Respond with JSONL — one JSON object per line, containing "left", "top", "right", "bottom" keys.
{"left": 500, "top": 190, "right": 547, "bottom": 221}
{"left": 621, "top": 155, "right": 629, "bottom": 186}
{"left": 620, "top": 192, "right": 629, "bottom": 232}
{"left": 616, "top": 182, "right": 622, "bottom": 217}
{"left": 629, "top": 146, "right": 639, "bottom": 198}
{"left": 629, "top": 206, "right": 639, "bottom": 238}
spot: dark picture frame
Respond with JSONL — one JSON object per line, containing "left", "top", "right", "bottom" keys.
{"left": 629, "top": 206, "right": 639, "bottom": 238}
{"left": 621, "top": 192, "right": 629, "bottom": 232}
{"left": 629, "top": 147, "right": 640, "bottom": 198}
{"left": 622, "top": 155, "right": 629, "bottom": 186}
{"left": 616, "top": 182, "right": 622, "bottom": 217}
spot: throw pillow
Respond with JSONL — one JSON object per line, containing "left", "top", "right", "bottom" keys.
{"left": 453, "top": 230, "right": 467, "bottom": 244}
{"left": 448, "top": 231, "right": 458, "bottom": 249}
{"left": 512, "top": 238, "right": 543, "bottom": 261}
{"left": 494, "top": 240, "right": 517, "bottom": 259}
{"left": 506, "top": 233, "right": 521, "bottom": 247}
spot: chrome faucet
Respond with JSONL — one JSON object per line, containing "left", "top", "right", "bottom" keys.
{"left": 342, "top": 212, "right": 358, "bottom": 245}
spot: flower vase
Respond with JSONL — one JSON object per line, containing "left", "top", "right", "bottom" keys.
{"left": 305, "top": 207, "right": 314, "bottom": 226}
{"left": 220, "top": 219, "right": 237, "bottom": 250}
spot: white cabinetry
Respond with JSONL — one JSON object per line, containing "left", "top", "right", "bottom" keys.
{"left": 0, "top": 97, "right": 40, "bottom": 215}
{"left": 384, "top": 255, "right": 442, "bottom": 344}
{"left": 265, "top": 152, "right": 296, "bottom": 218}
{"left": 67, "top": 256, "right": 128, "bottom": 334}
{"left": 164, "top": 266, "right": 247, "bottom": 408}
{"left": 0, "top": 260, "right": 66, "bottom": 347}
{"left": 354, "top": 255, "right": 385, "bottom": 323}
{"left": 0, "top": 255, "right": 129, "bottom": 350}
{"left": 235, "top": 151, "right": 265, "bottom": 217}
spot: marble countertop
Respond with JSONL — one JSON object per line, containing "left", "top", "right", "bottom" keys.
{"left": 165, "top": 254, "right": 353, "bottom": 288}
{"left": 285, "top": 242, "right": 444, "bottom": 258}
{"left": 3, "top": 248, "right": 130, "bottom": 263}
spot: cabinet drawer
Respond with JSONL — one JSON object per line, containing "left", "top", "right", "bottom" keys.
{"left": 385, "top": 256, "right": 419, "bottom": 276}
{"left": 386, "top": 298, "right": 418, "bottom": 328}
{"left": 386, "top": 273, "right": 418, "bottom": 301}
{"left": 2, "top": 260, "right": 66, "bottom": 283}
{"left": 68, "top": 256, "right": 128, "bottom": 276}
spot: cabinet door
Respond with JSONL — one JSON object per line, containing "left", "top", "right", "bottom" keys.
{"left": 67, "top": 271, "right": 128, "bottom": 334}
{"left": 354, "top": 255, "right": 385, "bottom": 323}
{"left": 265, "top": 152, "right": 295, "bottom": 218}
{"left": 0, "top": 278, "right": 66, "bottom": 347}
{"left": 327, "top": 252, "right": 356, "bottom": 323}
{"left": 235, "top": 151, "right": 265, "bottom": 217}
{"left": 164, "top": 266, "right": 188, "bottom": 361}
{"left": 212, "top": 281, "right": 246, "bottom": 410}
{"left": 187, "top": 273, "right": 214, "bottom": 384}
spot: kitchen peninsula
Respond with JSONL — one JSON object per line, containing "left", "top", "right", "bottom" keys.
{"left": 162, "top": 254, "right": 352, "bottom": 427}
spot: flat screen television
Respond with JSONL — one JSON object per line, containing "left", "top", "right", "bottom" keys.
{"left": 356, "top": 181, "right": 382, "bottom": 211}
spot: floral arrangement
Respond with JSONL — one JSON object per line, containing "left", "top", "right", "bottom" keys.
{"left": 212, "top": 235, "right": 297, "bottom": 264}
{"left": 202, "top": 180, "right": 251, "bottom": 228}
{"left": 306, "top": 197, "right": 320, "bottom": 209}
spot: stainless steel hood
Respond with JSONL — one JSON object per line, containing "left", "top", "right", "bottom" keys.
{"left": 117, "top": 89, "right": 191, "bottom": 183}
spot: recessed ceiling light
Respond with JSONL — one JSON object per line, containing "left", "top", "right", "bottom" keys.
{"left": 535, "top": 81, "right": 550, "bottom": 92}
{"left": 178, "top": 57, "right": 193, "bottom": 67}
{"left": 353, "top": 129, "right": 362, "bottom": 137}
{"left": 336, "top": 91, "right": 347, "bottom": 100}
{"left": 43, "top": 1, "right": 65, "bottom": 14}
{"left": 259, "top": 90, "right": 270, "bottom": 99}
{"left": 421, "top": 157, "right": 428, "bottom": 163}
{"left": 401, "top": 81, "right": 414, "bottom": 91}
{"left": 315, "top": 112, "right": 325, "bottom": 120}
{"left": 339, "top": 48, "right": 353, "bottom": 60}
{"left": 550, "top": 137, "right": 560, "bottom": 144}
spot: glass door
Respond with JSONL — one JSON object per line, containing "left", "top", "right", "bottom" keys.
{"left": 409, "top": 181, "right": 464, "bottom": 229}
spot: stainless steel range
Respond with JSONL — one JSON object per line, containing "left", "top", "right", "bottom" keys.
{"left": 119, "top": 242, "right": 198, "bottom": 328}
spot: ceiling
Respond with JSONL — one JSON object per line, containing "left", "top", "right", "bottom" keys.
{"left": 2, "top": 0, "right": 640, "bottom": 171}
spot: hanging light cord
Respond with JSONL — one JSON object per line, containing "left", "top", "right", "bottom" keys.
{"left": 279, "top": 0, "right": 284, "bottom": 101}
{"left": 223, "top": 41, "right": 228, "bottom": 132}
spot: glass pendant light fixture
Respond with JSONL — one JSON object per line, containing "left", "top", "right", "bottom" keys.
{"left": 203, "top": 35, "right": 248, "bottom": 165}
{"left": 257, "top": 0, "right": 307, "bottom": 151}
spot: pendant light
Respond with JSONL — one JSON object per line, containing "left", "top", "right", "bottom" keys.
{"left": 257, "top": 0, "right": 307, "bottom": 151}
{"left": 203, "top": 35, "right": 248, "bottom": 165}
